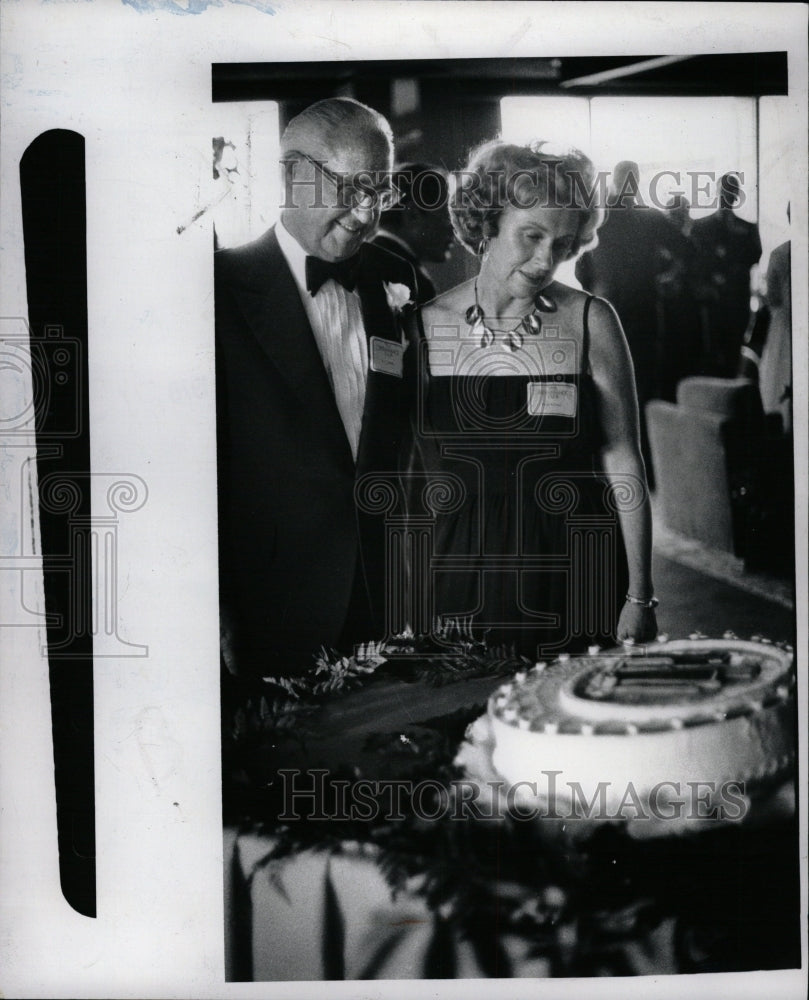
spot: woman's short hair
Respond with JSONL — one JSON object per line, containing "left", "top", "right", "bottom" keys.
{"left": 449, "top": 139, "right": 604, "bottom": 258}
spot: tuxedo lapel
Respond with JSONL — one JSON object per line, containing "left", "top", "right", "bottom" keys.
{"left": 231, "top": 229, "right": 328, "bottom": 398}
{"left": 355, "top": 248, "right": 406, "bottom": 474}
{"left": 356, "top": 250, "right": 399, "bottom": 345}
{"left": 226, "top": 228, "right": 353, "bottom": 463}
{"left": 220, "top": 231, "right": 413, "bottom": 476}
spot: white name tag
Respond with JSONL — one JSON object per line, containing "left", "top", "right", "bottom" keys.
{"left": 527, "top": 381, "right": 578, "bottom": 418}
{"left": 369, "top": 336, "right": 404, "bottom": 378}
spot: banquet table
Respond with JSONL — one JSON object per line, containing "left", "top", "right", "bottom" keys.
{"left": 221, "top": 651, "right": 800, "bottom": 982}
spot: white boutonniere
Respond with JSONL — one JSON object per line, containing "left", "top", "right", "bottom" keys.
{"left": 384, "top": 281, "right": 413, "bottom": 313}
{"left": 384, "top": 282, "right": 414, "bottom": 347}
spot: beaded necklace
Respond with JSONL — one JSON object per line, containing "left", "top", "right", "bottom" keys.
{"left": 465, "top": 281, "right": 558, "bottom": 351}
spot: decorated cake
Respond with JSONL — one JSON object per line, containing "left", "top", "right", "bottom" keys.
{"left": 486, "top": 637, "right": 796, "bottom": 821}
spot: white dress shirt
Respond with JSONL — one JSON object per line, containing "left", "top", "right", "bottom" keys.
{"left": 276, "top": 219, "right": 368, "bottom": 461}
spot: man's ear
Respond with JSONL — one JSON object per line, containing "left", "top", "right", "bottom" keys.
{"left": 280, "top": 157, "right": 297, "bottom": 209}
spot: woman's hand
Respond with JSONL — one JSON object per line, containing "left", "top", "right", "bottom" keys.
{"left": 616, "top": 601, "right": 658, "bottom": 645}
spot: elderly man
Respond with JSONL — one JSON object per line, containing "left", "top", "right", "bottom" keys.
{"left": 215, "top": 98, "right": 417, "bottom": 675}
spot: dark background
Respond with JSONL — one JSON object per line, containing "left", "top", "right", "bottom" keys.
{"left": 213, "top": 53, "right": 787, "bottom": 291}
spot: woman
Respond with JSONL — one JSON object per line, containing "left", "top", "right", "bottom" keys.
{"left": 415, "top": 139, "right": 657, "bottom": 654}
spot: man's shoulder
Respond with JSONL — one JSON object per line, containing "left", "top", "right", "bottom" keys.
{"left": 215, "top": 226, "right": 280, "bottom": 283}
{"left": 691, "top": 211, "right": 759, "bottom": 243}
{"left": 690, "top": 211, "right": 723, "bottom": 235}
{"left": 369, "top": 231, "right": 402, "bottom": 252}
{"left": 364, "top": 237, "right": 412, "bottom": 271}
{"left": 362, "top": 239, "right": 417, "bottom": 293}
{"left": 687, "top": 212, "right": 720, "bottom": 247}
{"left": 370, "top": 232, "right": 415, "bottom": 263}
{"left": 735, "top": 216, "right": 760, "bottom": 239}
{"left": 771, "top": 240, "right": 790, "bottom": 265}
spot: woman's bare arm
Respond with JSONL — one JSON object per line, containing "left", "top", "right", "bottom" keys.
{"left": 587, "top": 296, "right": 658, "bottom": 643}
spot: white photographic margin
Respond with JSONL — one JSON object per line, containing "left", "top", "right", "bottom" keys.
{"left": 1, "top": 2, "right": 806, "bottom": 998}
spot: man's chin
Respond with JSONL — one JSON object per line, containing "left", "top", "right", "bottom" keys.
{"left": 326, "top": 231, "right": 366, "bottom": 260}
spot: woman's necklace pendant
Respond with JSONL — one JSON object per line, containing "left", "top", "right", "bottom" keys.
{"left": 524, "top": 312, "right": 542, "bottom": 336}
{"left": 507, "top": 328, "right": 524, "bottom": 352}
{"left": 466, "top": 303, "right": 484, "bottom": 325}
{"left": 477, "top": 321, "right": 495, "bottom": 349}
{"left": 467, "top": 282, "right": 554, "bottom": 351}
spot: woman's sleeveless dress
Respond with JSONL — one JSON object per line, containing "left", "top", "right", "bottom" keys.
{"left": 420, "top": 295, "right": 629, "bottom": 657}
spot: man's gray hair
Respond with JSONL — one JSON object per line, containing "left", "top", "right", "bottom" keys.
{"left": 281, "top": 97, "right": 394, "bottom": 156}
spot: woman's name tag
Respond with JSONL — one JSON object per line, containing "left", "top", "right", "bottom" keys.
{"left": 527, "top": 381, "right": 578, "bottom": 417}
{"left": 369, "top": 336, "right": 404, "bottom": 377}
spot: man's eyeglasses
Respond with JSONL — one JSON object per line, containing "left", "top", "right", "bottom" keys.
{"left": 284, "top": 150, "right": 399, "bottom": 212}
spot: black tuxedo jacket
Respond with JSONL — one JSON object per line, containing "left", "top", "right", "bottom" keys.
{"left": 371, "top": 232, "right": 436, "bottom": 305}
{"left": 215, "top": 226, "right": 417, "bottom": 674}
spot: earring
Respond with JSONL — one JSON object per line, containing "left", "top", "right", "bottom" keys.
{"left": 479, "top": 236, "right": 490, "bottom": 260}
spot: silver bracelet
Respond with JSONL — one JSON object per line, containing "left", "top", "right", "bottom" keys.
{"left": 625, "top": 593, "right": 659, "bottom": 609}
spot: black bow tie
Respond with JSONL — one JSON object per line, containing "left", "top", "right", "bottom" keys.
{"left": 305, "top": 254, "right": 360, "bottom": 296}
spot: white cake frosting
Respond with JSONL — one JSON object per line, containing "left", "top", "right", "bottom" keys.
{"left": 487, "top": 639, "right": 796, "bottom": 819}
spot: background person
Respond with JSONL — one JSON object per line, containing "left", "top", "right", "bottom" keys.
{"left": 372, "top": 162, "right": 455, "bottom": 304}
{"left": 758, "top": 238, "right": 792, "bottom": 433}
{"left": 656, "top": 193, "right": 704, "bottom": 401}
{"left": 575, "top": 161, "right": 683, "bottom": 486}
{"left": 691, "top": 172, "right": 762, "bottom": 377}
